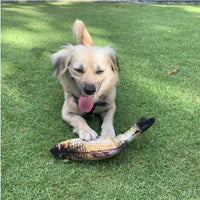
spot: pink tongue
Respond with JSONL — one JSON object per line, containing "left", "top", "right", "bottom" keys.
{"left": 78, "top": 96, "right": 94, "bottom": 113}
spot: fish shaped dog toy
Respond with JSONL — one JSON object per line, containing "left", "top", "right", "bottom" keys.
{"left": 50, "top": 117, "right": 155, "bottom": 160}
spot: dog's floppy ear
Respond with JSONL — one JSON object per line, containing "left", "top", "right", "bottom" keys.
{"left": 106, "top": 47, "right": 119, "bottom": 71}
{"left": 51, "top": 46, "right": 73, "bottom": 75}
{"left": 110, "top": 54, "right": 119, "bottom": 71}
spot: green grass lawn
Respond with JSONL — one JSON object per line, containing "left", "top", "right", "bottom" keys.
{"left": 2, "top": 2, "right": 200, "bottom": 199}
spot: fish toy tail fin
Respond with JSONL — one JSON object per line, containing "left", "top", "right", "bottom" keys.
{"left": 115, "top": 117, "right": 155, "bottom": 143}
{"left": 136, "top": 117, "right": 155, "bottom": 132}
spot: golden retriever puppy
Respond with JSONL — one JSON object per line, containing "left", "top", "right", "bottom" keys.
{"left": 51, "top": 20, "right": 119, "bottom": 141}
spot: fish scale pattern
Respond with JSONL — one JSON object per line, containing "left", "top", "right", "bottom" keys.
{"left": 50, "top": 117, "right": 155, "bottom": 160}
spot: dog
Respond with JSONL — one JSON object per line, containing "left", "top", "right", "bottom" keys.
{"left": 51, "top": 20, "right": 119, "bottom": 141}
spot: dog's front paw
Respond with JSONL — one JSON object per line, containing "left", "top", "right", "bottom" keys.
{"left": 79, "top": 129, "right": 98, "bottom": 141}
{"left": 101, "top": 127, "right": 116, "bottom": 138}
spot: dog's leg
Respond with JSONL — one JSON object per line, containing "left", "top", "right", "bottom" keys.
{"left": 62, "top": 102, "right": 98, "bottom": 141}
{"left": 101, "top": 105, "right": 116, "bottom": 137}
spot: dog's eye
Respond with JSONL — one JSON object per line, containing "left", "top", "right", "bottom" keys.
{"left": 74, "top": 68, "right": 84, "bottom": 74}
{"left": 96, "top": 70, "right": 104, "bottom": 75}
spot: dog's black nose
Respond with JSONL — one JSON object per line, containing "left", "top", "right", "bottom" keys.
{"left": 84, "top": 85, "right": 96, "bottom": 95}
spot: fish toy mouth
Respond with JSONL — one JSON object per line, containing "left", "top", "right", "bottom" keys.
{"left": 50, "top": 145, "right": 60, "bottom": 156}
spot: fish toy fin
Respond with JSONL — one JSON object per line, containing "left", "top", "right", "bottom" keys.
{"left": 136, "top": 117, "right": 155, "bottom": 132}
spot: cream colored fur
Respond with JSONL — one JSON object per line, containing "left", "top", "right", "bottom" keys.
{"left": 51, "top": 20, "right": 119, "bottom": 141}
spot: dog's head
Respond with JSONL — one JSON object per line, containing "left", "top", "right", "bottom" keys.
{"left": 51, "top": 45, "right": 119, "bottom": 108}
